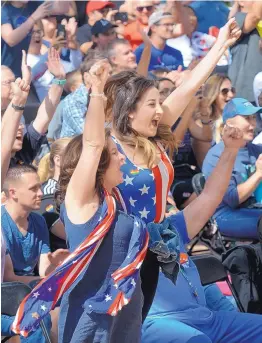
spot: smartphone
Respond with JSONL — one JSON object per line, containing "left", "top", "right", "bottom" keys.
{"left": 57, "top": 24, "right": 66, "bottom": 39}
{"left": 114, "top": 12, "right": 128, "bottom": 23}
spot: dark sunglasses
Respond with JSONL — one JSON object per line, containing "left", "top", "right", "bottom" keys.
{"left": 221, "top": 87, "right": 236, "bottom": 96}
{"left": 136, "top": 5, "right": 154, "bottom": 12}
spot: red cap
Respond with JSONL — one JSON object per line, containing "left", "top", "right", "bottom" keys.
{"left": 86, "top": 1, "right": 115, "bottom": 14}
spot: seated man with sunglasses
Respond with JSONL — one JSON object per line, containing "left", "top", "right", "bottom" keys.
{"left": 124, "top": 0, "right": 155, "bottom": 50}
{"left": 203, "top": 98, "right": 262, "bottom": 239}
{"left": 135, "top": 11, "right": 184, "bottom": 71}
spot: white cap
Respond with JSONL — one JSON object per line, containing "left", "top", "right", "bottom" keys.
{"left": 148, "top": 11, "right": 173, "bottom": 28}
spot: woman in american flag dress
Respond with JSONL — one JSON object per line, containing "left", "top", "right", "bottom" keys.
{"left": 104, "top": 18, "right": 242, "bottom": 321}
{"left": 11, "top": 61, "right": 148, "bottom": 342}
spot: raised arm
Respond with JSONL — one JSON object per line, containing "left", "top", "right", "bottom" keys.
{"left": 183, "top": 125, "right": 245, "bottom": 239}
{"left": 1, "top": 2, "right": 52, "bottom": 47}
{"left": 136, "top": 26, "right": 152, "bottom": 77}
{"left": 65, "top": 61, "right": 111, "bottom": 210}
{"left": 1, "top": 79, "right": 30, "bottom": 186}
{"left": 161, "top": 18, "right": 241, "bottom": 127}
{"left": 33, "top": 48, "right": 66, "bottom": 135}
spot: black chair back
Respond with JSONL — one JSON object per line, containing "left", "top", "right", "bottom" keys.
{"left": 192, "top": 254, "right": 245, "bottom": 312}
{"left": 1, "top": 282, "right": 31, "bottom": 316}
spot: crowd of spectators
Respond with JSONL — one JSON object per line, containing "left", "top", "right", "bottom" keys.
{"left": 1, "top": 0, "right": 262, "bottom": 342}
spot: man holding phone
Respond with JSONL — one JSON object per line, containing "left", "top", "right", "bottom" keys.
{"left": 77, "top": 1, "right": 116, "bottom": 54}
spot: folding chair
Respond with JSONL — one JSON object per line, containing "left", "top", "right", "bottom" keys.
{"left": 190, "top": 173, "right": 256, "bottom": 255}
{"left": 192, "top": 254, "right": 245, "bottom": 312}
{"left": 1, "top": 282, "right": 51, "bottom": 343}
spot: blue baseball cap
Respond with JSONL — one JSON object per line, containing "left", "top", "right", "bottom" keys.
{"left": 223, "top": 98, "right": 262, "bottom": 123}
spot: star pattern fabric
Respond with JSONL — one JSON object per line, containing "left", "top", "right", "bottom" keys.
{"left": 113, "top": 138, "right": 174, "bottom": 224}
{"left": 12, "top": 192, "right": 149, "bottom": 337}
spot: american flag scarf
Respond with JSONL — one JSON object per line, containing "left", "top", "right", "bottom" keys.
{"left": 12, "top": 190, "right": 149, "bottom": 337}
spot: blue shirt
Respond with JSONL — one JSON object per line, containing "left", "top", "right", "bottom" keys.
{"left": 148, "top": 211, "right": 210, "bottom": 319}
{"left": 1, "top": 2, "right": 40, "bottom": 77}
{"left": 1, "top": 206, "right": 50, "bottom": 275}
{"left": 202, "top": 142, "right": 262, "bottom": 217}
{"left": 189, "top": 1, "right": 229, "bottom": 34}
{"left": 135, "top": 43, "right": 184, "bottom": 71}
{"left": 60, "top": 85, "right": 90, "bottom": 138}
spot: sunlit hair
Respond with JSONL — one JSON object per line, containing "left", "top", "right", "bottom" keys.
{"left": 195, "top": 73, "right": 231, "bottom": 121}
{"left": 194, "top": 74, "right": 231, "bottom": 143}
{"left": 38, "top": 138, "right": 72, "bottom": 183}
{"left": 104, "top": 71, "right": 177, "bottom": 169}
{"left": 56, "top": 129, "right": 111, "bottom": 206}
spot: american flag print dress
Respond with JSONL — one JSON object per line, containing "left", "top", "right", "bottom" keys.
{"left": 113, "top": 138, "right": 174, "bottom": 225}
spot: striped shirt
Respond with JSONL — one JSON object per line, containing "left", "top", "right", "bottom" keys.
{"left": 42, "top": 179, "right": 57, "bottom": 196}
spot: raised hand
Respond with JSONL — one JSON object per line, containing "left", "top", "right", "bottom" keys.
{"left": 31, "top": 1, "right": 53, "bottom": 21}
{"left": 85, "top": 60, "right": 111, "bottom": 92}
{"left": 11, "top": 77, "right": 30, "bottom": 104}
{"left": 137, "top": 22, "right": 152, "bottom": 47}
{"left": 46, "top": 47, "right": 66, "bottom": 80}
{"left": 21, "top": 50, "right": 32, "bottom": 85}
{"left": 222, "top": 124, "right": 245, "bottom": 150}
{"left": 216, "top": 18, "right": 242, "bottom": 50}
{"left": 51, "top": 30, "right": 67, "bottom": 52}
{"left": 62, "top": 17, "right": 78, "bottom": 41}
{"left": 106, "top": 9, "right": 118, "bottom": 22}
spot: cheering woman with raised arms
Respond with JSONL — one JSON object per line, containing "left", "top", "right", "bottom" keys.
{"left": 104, "top": 18, "right": 242, "bottom": 320}
{"left": 12, "top": 61, "right": 149, "bottom": 342}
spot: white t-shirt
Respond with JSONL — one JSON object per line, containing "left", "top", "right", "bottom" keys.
{"left": 167, "top": 35, "right": 192, "bottom": 68}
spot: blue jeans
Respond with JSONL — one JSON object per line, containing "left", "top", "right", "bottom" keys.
{"left": 203, "top": 284, "right": 236, "bottom": 312}
{"left": 142, "top": 284, "right": 262, "bottom": 343}
{"left": 215, "top": 208, "right": 261, "bottom": 239}
{"left": 1, "top": 314, "right": 51, "bottom": 342}
{"left": 142, "top": 311, "right": 262, "bottom": 343}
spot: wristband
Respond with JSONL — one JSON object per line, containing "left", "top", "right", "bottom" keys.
{"left": 90, "top": 92, "right": 107, "bottom": 101}
{"left": 12, "top": 103, "right": 25, "bottom": 111}
{"left": 52, "top": 78, "right": 66, "bottom": 86}
{"left": 201, "top": 119, "right": 213, "bottom": 125}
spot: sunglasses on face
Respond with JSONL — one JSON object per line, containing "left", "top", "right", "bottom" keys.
{"left": 221, "top": 87, "right": 236, "bottom": 96}
{"left": 136, "top": 6, "right": 154, "bottom": 12}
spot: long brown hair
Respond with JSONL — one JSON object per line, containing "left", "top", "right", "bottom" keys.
{"left": 56, "top": 129, "right": 111, "bottom": 206}
{"left": 104, "top": 71, "right": 177, "bottom": 169}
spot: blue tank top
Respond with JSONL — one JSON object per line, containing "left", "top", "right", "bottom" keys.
{"left": 60, "top": 202, "right": 137, "bottom": 309}
{"left": 113, "top": 138, "right": 174, "bottom": 224}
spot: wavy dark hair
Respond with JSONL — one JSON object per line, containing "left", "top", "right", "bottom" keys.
{"left": 104, "top": 71, "right": 177, "bottom": 169}
{"left": 56, "top": 129, "right": 111, "bottom": 207}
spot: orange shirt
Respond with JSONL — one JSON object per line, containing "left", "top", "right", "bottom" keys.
{"left": 124, "top": 20, "right": 148, "bottom": 51}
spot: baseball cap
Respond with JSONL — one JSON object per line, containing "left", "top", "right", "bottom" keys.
{"left": 223, "top": 98, "right": 262, "bottom": 123}
{"left": 86, "top": 1, "right": 115, "bottom": 15}
{"left": 91, "top": 19, "right": 117, "bottom": 36}
{"left": 148, "top": 11, "right": 173, "bottom": 28}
